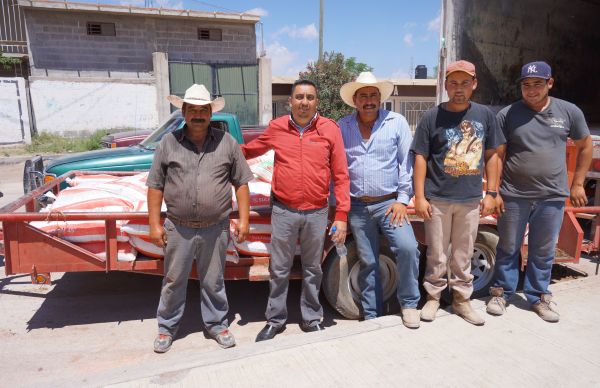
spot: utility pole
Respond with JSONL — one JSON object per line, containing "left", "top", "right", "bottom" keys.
{"left": 319, "top": 0, "right": 323, "bottom": 61}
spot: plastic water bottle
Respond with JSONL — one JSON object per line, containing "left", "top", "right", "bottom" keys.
{"left": 331, "top": 226, "right": 347, "bottom": 257}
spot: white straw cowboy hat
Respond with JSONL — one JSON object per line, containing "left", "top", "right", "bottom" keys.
{"left": 340, "top": 72, "right": 394, "bottom": 108}
{"left": 167, "top": 84, "right": 225, "bottom": 112}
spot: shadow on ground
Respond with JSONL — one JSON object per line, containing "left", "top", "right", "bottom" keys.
{"left": 4, "top": 271, "right": 345, "bottom": 334}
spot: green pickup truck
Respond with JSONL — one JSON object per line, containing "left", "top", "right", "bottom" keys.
{"left": 23, "top": 110, "right": 263, "bottom": 192}
{"left": 19, "top": 110, "right": 498, "bottom": 319}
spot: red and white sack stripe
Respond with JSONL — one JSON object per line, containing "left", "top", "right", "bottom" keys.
{"left": 247, "top": 150, "right": 274, "bottom": 183}
{"left": 230, "top": 217, "right": 272, "bottom": 235}
{"left": 75, "top": 241, "right": 137, "bottom": 262}
{"left": 232, "top": 179, "right": 271, "bottom": 210}
{"left": 66, "top": 174, "right": 120, "bottom": 187}
{"left": 129, "top": 234, "right": 239, "bottom": 263}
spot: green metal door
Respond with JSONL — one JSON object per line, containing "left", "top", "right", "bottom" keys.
{"left": 168, "top": 62, "right": 258, "bottom": 126}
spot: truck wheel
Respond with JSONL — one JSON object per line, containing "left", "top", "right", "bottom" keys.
{"left": 322, "top": 238, "right": 398, "bottom": 320}
{"left": 470, "top": 226, "right": 498, "bottom": 298}
{"left": 23, "top": 159, "right": 34, "bottom": 194}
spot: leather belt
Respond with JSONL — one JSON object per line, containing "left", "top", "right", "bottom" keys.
{"left": 354, "top": 193, "right": 397, "bottom": 203}
{"left": 168, "top": 215, "right": 218, "bottom": 228}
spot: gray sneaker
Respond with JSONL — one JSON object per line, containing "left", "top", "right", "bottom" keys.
{"left": 213, "top": 329, "right": 236, "bottom": 348}
{"left": 486, "top": 287, "right": 507, "bottom": 316}
{"left": 153, "top": 333, "right": 173, "bottom": 353}
{"left": 532, "top": 294, "right": 560, "bottom": 323}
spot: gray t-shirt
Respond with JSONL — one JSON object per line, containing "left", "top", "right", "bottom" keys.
{"left": 411, "top": 102, "right": 505, "bottom": 202}
{"left": 498, "top": 97, "right": 590, "bottom": 200}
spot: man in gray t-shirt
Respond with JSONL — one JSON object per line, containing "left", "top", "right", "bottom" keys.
{"left": 486, "top": 61, "right": 592, "bottom": 323}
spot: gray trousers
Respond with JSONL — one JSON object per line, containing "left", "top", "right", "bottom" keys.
{"left": 157, "top": 218, "right": 230, "bottom": 337}
{"left": 266, "top": 200, "right": 328, "bottom": 328}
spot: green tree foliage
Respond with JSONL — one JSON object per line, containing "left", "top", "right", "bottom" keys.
{"left": 299, "top": 51, "right": 373, "bottom": 121}
{"left": 0, "top": 50, "right": 20, "bottom": 70}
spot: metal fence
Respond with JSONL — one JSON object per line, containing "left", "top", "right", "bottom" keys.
{"left": 0, "top": 0, "right": 27, "bottom": 55}
{"left": 398, "top": 100, "right": 436, "bottom": 133}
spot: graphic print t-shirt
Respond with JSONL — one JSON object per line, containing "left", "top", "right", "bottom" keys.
{"left": 411, "top": 102, "right": 505, "bottom": 202}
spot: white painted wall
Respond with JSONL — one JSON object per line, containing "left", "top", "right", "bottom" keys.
{"left": 29, "top": 79, "right": 158, "bottom": 135}
{"left": 0, "top": 77, "right": 31, "bottom": 144}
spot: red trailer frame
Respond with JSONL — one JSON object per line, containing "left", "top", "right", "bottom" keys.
{"left": 1, "top": 169, "right": 595, "bottom": 286}
{"left": 0, "top": 170, "right": 291, "bottom": 284}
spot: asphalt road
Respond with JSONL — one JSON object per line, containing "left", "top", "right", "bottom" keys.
{"left": 0, "top": 159, "right": 358, "bottom": 387}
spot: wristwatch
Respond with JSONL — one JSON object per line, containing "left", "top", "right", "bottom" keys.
{"left": 486, "top": 190, "right": 498, "bottom": 199}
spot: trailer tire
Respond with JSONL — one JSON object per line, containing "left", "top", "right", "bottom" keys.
{"left": 470, "top": 226, "right": 498, "bottom": 298}
{"left": 440, "top": 226, "right": 498, "bottom": 302}
{"left": 322, "top": 238, "right": 398, "bottom": 320}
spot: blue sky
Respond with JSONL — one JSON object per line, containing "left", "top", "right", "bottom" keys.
{"left": 81, "top": 0, "right": 442, "bottom": 79}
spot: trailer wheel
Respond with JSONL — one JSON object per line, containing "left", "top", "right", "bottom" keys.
{"left": 440, "top": 226, "right": 498, "bottom": 303}
{"left": 470, "top": 226, "right": 498, "bottom": 298}
{"left": 322, "top": 238, "right": 398, "bottom": 320}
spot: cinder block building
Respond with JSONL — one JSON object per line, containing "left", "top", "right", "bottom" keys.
{"left": 15, "top": 0, "right": 271, "bottom": 136}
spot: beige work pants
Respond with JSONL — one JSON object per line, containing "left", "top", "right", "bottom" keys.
{"left": 423, "top": 199, "right": 480, "bottom": 300}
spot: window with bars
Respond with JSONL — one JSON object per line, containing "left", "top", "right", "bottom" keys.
{"left": 198, "top": 28, "right": 222, "bottom": 41}
{"left": 86, "top": 22, "right": 116, "bottom": 36}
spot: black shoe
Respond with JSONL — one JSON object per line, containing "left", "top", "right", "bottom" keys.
{"left": 300, "top": 321, "right": 324, "bottom": 333}
{"left": 255, "top": 324, "right": 284, "bottom": 342}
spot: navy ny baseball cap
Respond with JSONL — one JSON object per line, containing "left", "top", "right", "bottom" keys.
{"left": 518, "top": 61, "right": 552, "bottom": 82}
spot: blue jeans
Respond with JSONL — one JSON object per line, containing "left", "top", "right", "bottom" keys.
{"left": 493, "top": 197, "right": 565, "bottom": 304}
{"left": 349, "top": 198, "right": 420, "bottom": 319}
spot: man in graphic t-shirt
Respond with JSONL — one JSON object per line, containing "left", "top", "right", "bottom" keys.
{"left": 486, "top": 61, "right": 592, "bottom": 322}
{"left": 411, "top": 60, "right": 505, "bottom": 326}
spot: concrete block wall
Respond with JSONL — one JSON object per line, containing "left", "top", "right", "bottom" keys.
{"left": 25, "top": 9, "right": 257, "bottom": 73}
{"left": 29, "top": 78, "right": 158, "bottom": 135}
{"left": 0, "top": 77, "right": 31, "bottom": 144}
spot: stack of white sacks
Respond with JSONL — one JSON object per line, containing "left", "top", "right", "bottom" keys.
{"left": 31, "top": 151, "right": 280, "bottom": 262}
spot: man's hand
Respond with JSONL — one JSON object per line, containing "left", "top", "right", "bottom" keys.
{"left": 414, "top": 197, "right": 432, "bottom": 220}
{"left": 495, "top": 194, "right": 505, "bottom": 216}
{"left": 480, "top": 195, "right": 496, "bottom": 217}
{"left": 385, "top": 202, "right": 409, "bottom": 227}
{"left": 234, "top": 219, "right": 249, "bottom": 242}
{"left": 329, "top": 221, "right": 347, "bottom": 244}
{"left": 570, "top": 184, "right": 588, "bottom": 208}
{"left": 149, "top": 224, "right": 167, "bottom": 247}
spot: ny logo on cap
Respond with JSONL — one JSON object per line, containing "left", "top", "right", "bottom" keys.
{"left": 527, "top": 65, "right": 537, "bottom": 74}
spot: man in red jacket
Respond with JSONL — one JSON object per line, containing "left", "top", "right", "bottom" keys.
{"left": 242, "top": 79, "right": 350, "bottom": 341}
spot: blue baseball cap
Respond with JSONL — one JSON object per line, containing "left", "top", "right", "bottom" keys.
{"left": 518, "top": 61, "right": 552, "bottom": 82}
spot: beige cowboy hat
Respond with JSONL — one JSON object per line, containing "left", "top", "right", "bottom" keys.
{"left": 340, "top": 72, "right": 394, "bottom": 108}
{"left": 167, "top": 84, "right": 225, "bottom": 112}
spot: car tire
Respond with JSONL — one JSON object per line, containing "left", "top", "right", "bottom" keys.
{"left": 23, "top": 159, "right": 34, "bottom": 194}
{"left": 322, "top": 237, "right": 399, "bottom": 320}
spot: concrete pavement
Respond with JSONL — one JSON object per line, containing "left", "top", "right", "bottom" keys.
{"left": 78, "top": 275, "right": 600, "bottom": 387}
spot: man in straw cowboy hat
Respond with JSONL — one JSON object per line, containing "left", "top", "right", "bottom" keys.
{"left": 338, "top": 72, "right": 421, "bottom": 328}
{"left": 147, "top": 84, "right": 253, "bottom": 352}
{"left": 411, "top": 60, "right": 504, "bottom": 326}
{"left": 242, "top": 79, "right": 350, "bottom": 341}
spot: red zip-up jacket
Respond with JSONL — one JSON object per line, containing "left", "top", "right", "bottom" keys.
{"left": 241, "top": 114, "right": 350, "bottom": 221}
